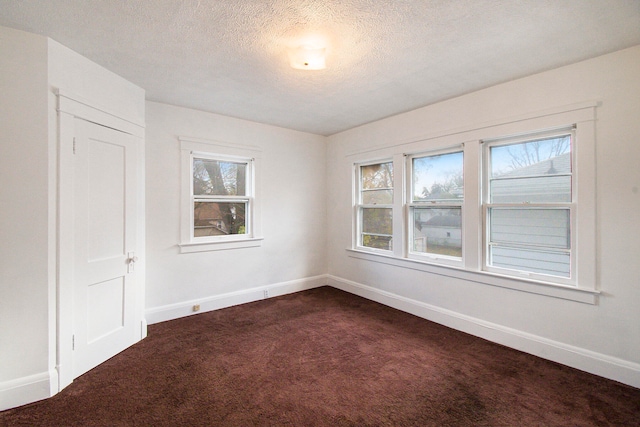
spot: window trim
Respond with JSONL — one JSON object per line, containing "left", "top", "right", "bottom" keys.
{"left": 348, "top": 101, "right": 598, "bottom": 303}
{"left": 179, "top": 137, "right": 263, "bottom": 253}
{"left": 346, "top": 248, "right": 598, "bottom": 304}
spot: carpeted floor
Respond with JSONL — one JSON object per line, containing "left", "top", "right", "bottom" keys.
{"left": 1, "top": 286, "right": 639, "bottom": 426}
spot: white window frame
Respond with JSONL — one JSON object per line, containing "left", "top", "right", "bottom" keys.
{"left": 348, "top": 101, "right": 598, "bottom": 303}
{"left": 482, "top": 129, "right": 575, "bottom": 285}
{"left": 407, "top": 146, "right": 465, "bottom": 267}
{"left": 354, "top": 159, "right": 395, "bottom": 254}
{"left": 179, "top": 137, "right": 263, "bottom": 253}
{"left": 191, "top": 152, "right": 253, "bottom": 239}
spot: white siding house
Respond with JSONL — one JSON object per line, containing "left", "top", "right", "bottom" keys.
{"left": 488, "top": 152, "right": 572, "bottom": 277}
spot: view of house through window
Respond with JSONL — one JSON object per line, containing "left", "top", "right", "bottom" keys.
{"left": 485, "top": 132, "right": 572, "bottom": 278}
{"left": 410, "top": 151, "right": 464, "bottom": 258}
{"left": 358, "top": 161, "right": 393, "bottom": 250}
{"left": 193, "top": 157, "right": 250, "bottom": 238}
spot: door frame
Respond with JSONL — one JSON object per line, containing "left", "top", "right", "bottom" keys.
{"left": 57, "top": 90, "right": 146, "bottom": 391}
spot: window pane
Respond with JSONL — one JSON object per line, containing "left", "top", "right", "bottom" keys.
{"left": 193, "top": 159, "right": 247, "bottom": 196}
{"left": 194, "top": 201, "right": 247, "bottom": 237}
{"left": 489, "top": 208, "right": 570, "bottom": 249}
{"left": 362, "top": 208, "right": 392, "bottom": 235}
{"left": 489, "top": 245, "right": 570, "bottom": 278}
{"left": 490, "top": 135, "right": 571, "bottom": 202}
{"left": 490, "top": 135, "right": 571, "bottom": 177}
{"left": 491, "top": 175, "right": 571, "bottom": 203}
{"left": 413, "top": 152, "right": 463, "bottom": 202}
{"left": 412, "top": 208, "right": 461, "bottom": 257}
{"left": 362, "top": 207, "right": 392, "bottom": 250}
{"left": 361, "top": 162, "right": 393, "bottom": 190}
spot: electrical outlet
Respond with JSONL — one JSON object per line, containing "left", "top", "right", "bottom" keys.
{"left": 193, "top": 304, "right": 200, "bottom": 312}
{"left": 263, "top": 289, "right": 269, "bottom": 299}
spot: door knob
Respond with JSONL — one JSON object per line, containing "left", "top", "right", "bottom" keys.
{"left": 127, "top": 252, "right": 138, "bottom": 273}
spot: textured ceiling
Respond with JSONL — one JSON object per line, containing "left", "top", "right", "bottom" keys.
{"left": 1, "top": 0, "right": 639, "bottom": 135}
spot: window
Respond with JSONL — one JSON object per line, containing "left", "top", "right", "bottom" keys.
{"left": 356, "top": 161, "right": 394, "bottom": 251}
{"left": 409, "top": 150, "right": 464, "bottom": 263}
{"left": 192, "top": 156, "right": 251, "bottom": 239}
{"left": 179, "top": 137, "right": 262, "bottom": 253}
{"left": 483, "top": 130, "right": 574, "bottom": 281}
{"left": 349, "top": 102, "right": 597, "bottom": 302}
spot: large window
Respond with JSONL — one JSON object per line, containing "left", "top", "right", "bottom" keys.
{"left": 349, "top": 103, "right": 597, "bottom": 302}
{"left": 356, "top": 161, "right": 394, "bottom": 251}
{"left": 409, "top": 150, "right": 464, "bottom": 262}
{"left": 483, "top": 130, "right": 573, "bottom": 281}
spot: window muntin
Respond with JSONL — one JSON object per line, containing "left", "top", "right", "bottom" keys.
{"left": 409, "top": 150, "right": 463, "bottom": 260}
{"left": 191, "top": 154, "right": 252, "bottom": 241}
{"left": 484, "top": 132, "right": 573, "bottom": 280}
{"left": 357, "top": 161, "right": 393, "bottom": 251}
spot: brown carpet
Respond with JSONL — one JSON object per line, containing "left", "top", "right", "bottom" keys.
{"left": 1, "top": 286, "right": 639, "bottom": 426}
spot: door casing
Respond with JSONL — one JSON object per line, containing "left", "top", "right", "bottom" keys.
{"left": 57, "top": 91, "right": 146, "bottom": 391}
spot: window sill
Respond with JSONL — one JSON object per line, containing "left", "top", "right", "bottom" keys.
{"left": 346, "top": 248, "right": 599, "bottom": 304}
{"left": 180, "top": 237, "right": 264, "bottom": 253}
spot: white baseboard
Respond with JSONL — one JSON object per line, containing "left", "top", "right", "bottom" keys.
{"left": 327, "top": 275, "right": 640, "bottom": 389}
{"left": 6, "top": 275, "right": 635, "bottom": 411}
{"left": 0, "top": 369, "right": 56, "bottom": 412}
{"left": 145, "top": 275, "right": 328, "bottom": 325}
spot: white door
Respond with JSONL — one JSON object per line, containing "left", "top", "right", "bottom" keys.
{"left": 72, "top": 118, "right": 140, "bottom": 378}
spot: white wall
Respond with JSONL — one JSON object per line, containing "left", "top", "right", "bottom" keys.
{"left": 0, "top": 26, "right": 52, "bottom": 408}
{"left": 326, "top": 45, "right": 640, "bottom": 387}
{"left": 0, "top": 25, "right": 146, "bottom": 410}
{"left": 1, "top": 22, "right": 638, "bottom": 411}
{"left": 145, "top": 102, "right": 327, "bottom": 322}
{"left": 47, "top": 40, "right": 145, "bottom": 126}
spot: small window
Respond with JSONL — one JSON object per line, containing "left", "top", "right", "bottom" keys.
{"left": 357, "top": 161, "right": 394, "bottom": 251}
{"left": 193, "top": 157, "right": 250, "bottom": 238}
{"left": 484, "top": 131, "right": 573, "bottom": 280}
{"left": 192, "top": 155, "right": 252, "bottom": 240}
{"left": 179, "top": 137, "right": 262, "bottom": 253}
{"left": 409, "top": 150, "right": 464, "bottom": 261}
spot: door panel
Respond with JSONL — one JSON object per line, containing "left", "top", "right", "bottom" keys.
{"left": 87, "top": 277, "right": 125, "bottom": 343}
{"left": 87, "top": 138, "right": 125, "bottom": 261}
{"left": 73, "top": 118, "right": 138, "bottom": 378}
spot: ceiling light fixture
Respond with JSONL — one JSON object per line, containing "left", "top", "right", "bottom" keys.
{"left": 288, "top": 44, "right": 326, "bottom": 70}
